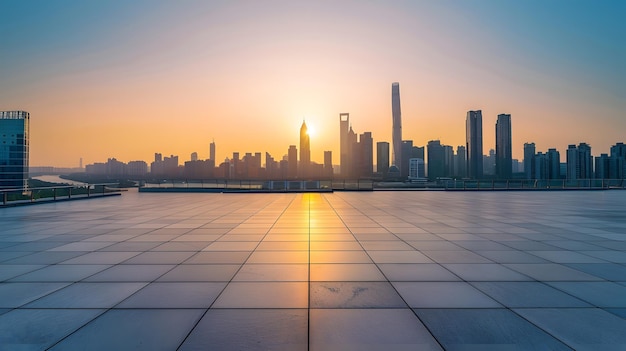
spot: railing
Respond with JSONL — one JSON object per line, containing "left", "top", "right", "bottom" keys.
{"left": 1, "top": 183, "right": 122, "bottom": 206}
{"left": 442, "top": 179, "right": 626, "bottom": 190}
{"left": 139, "top": 179, "right": 374, "bottom": 192}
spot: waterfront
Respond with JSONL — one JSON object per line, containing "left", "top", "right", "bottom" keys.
{"left": 1, "top": 190, "right": 626, "bottom": 350}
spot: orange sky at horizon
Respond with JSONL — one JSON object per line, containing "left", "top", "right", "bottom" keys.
{"left": 2, "top": 1, "right": 624, "bottom": 168}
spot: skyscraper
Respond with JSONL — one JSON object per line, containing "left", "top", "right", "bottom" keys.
{"left": 299, "top": 121, "right": 310, "bottom": 178}
{"left": 391, "top": 82, "right": 402, "bottom": 171}
{"left": 455, "top": 145, "right": 467, "bottom": 178}
{"left": 324, "top": 151, "right": 333, "bottom": 178}
{"left": 209, "top": 140, "right": 216, "bottom": 162}
{"left": 339, "top": 113, "right": 350, "bottom": 178}
{"left": 495, "top": 114, "right": 512, "bottom": 179}
{"left": 358, "top": 132, "right": 373, "bottom": 178}
{"left": 0, "top": 111, "right": 29, "bottom": 190}
{"left": 376, "top": 142, "right": 389, "bottom": 176}
{"left": 427, "top": 140, "right": 445, "bottom": 181}
{"left": 466, "top": 110, "right": 483, "bottom": 179}
{"left": 523, "top": 142, "right": 536, "bottom": 179}
{"left": 566, "top": 143, "right": 593, "bottom": 180}
{"left": 288, "top": 145, "right": 297, "bottom": 179}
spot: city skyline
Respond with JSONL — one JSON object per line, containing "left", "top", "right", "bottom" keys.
{"left": 1, "top": 1, "right": 625, "bottom": 167}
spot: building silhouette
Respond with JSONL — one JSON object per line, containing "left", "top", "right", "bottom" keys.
{"left": 495, "top": 114, "right": 512, "bottom": 179}
{"left": 358, "top": 132, "right": 373, "bottom": 178}
{"left": 376, "top": 141, "right": 390, "bottom": 177}
{"left": 609, "top": 142, "right": 626, "bottom": 178}
{"left": 299, "top": 121, "right": 310, "bottom": 178}
{"left": 566, "top": 143, "right": 593, "bottom": 180}
{"left": 523, "top": 142, "right": 536, "bottom": 179}
{"left": 400, "top": 140, "right": 413, "bottom": 179}
{"left": 427, "top": 140, "right": 444, "bottom": 181}
{"left": 455, "top": 145, "right": 467, "bottom": 178}
{"left": 287, "top": 145, "right": 297, "bottom": 179}
{"left": 391, "top": 82, "right": 402, "bottom": 172}
{"left": 339, "top": 113, "right": 350, "bottom": 178}
{"left": 209, "top": 140, "right": 216, "bottom": 163}
{"left": 0, "top": 111, "right": 29, "bottom": 189}
{"left": 324, "top": 151, "right": 333, "bottom": 178}
{"left": 466, "top": 110, "right": 483, "bottom": 179}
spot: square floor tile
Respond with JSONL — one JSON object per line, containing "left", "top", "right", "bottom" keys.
{"left": 157, "top": 264, "right": 240, "bottom": 282}
{"left": 233, "top": 264, "right": 308, "bottom": 281}
{"left": 310, "top": 282, "right": 405, "bottom": 308}
{"left": 0, "top": 282, "right": 69, "bottom": 308}
{"left": 471, "top": 282, "right": 591, "bottom": 308}
{"left": 310, "top": 309, "right": 442, "bottom": 350}
{"left": 393, "top": 282, "right": 501, "bottom": 308}
{"left": 416, "top": 308, "right": 571, "bottom": 350}
{"left": 212, "top": 282, "right": 308, "bottom": 308}
{"left": 117, "top": 282, "right": 226, "bottom": 308}
{"left": 442, "top": 264, "right": 533, "bottom": 281}
{"left": 0, "top": 309, "right": 104, "bottom": 350}
{"left": 26, "top": 282, "right": 146, "bottom": 308}
{"left": 180, "top": 309, "right": 308, "bottom": 350}
{"left": 84, "top": 264, "right": 174, "bottom": 282}
{"left": 310, "top": 264, "right": 386, "bottom": 281}
{"left": 49, "top": 309, "right": 204, "bottom": 351}
{"left": 378, "top": 264, "right": 460, "bottom": 282}
{"left": 515, "top": 308, "right": 626, "bottom": 350}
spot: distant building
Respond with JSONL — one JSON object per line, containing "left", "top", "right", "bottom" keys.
{"left": 391, "top": 82, "right": 402, "bottom": 172}
{"left": 610, "top": 142, "right": 626, "bottom": 179}
{"left": 495, "top": 114, "right": 512, "bottom": 179}
{"left": 339, "top": 113, "right": 350, "bottom": 178}
{"left": 358, "top": 132, "right": 373, "bottom": 178}
{"left": 427, "top": 140, "right": 445, "bottom": 181}
{"left": 455, "top": 145, "right": 467, "bottom": 178}
{"left": 288, "top": 145, "right": 297, "bottom": 179}
{"left": 547, "top": 148, "right": 561, "bottom": 179}
{"left": 566, "top": 143, "right": 593, "bottom": 180}
{"left": 0, "top": 111, "right": 29, "bottom": 189}
{"left": 466, "top": 110, "right": 483, "bottom": 179}
{"left": 523, "top": 142, "right": 536, "bottom": 179}
{"left": 127, "top": 161, "right": 148, "bottom": 177}
{"left": 376, "top": 141, "right": 390, "bottom": 176}
{"left": 190, "top": 152, "right": 198, "bottom": 162}
{"left": 209, "top": 140, "right": 216, "bottom": 162}
{"left": 400, "top": 140, "right": 413, "bottom": 179}
{"left": 408, "top": 158, "right": 425, "bottom": 180}
{"left": 595, "top": 154, "right": 610, "bottom": 179}
{"left": 324, "top": 151, "right": 333, "bottom": 178}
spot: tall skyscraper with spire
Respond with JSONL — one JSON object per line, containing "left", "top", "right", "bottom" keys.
{"left": 299, "top": 120, "right": 310, "bottom": 178}
{"left": 391, "top": 83, "right": 402, "bottom": 172}
{"left": 495, "top": 114, "right": 512, "bottom": 179}
{"left": 466, "top": 110, "right": 483, "bottom": 179}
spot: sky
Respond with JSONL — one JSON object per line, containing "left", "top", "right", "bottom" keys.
{"left": 1, "top": 0, "right": 625, "bottom": 167}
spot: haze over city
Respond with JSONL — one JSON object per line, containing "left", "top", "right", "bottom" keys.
{"left": 1, "top": 1, "right": 624, "bottom": 167}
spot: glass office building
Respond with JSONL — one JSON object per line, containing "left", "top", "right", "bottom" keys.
{"left": 0, "top": 111, "right": 29, "bottom": 189}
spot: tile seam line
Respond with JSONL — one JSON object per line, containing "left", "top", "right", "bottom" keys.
{"left": 320, "top": 193, "right": 446, "bottom": 350}
{"left": 173, "top": 193, "right": 299, "bottom": 350}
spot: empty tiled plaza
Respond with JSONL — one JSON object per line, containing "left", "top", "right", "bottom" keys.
{"left": 1, "top": 190, "right": 626, "bottom": 350}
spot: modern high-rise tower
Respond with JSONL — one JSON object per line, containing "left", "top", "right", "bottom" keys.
{"left": 391, "top": 83, "right": 402, "bottom": 172}
{"left": 339, "top": 113, "right": 350, "bottom": 178}
{"left": 495, "top": 114, "right": 512, "bottom": 179}
{"left": 299, "top": 120, "right": 310, "bottom": 178}
{"left": 0, "top": 111, "right": 29, "bottom": 190}
{"left": 466, "top": 110, "right": 483, "bottom": 179}
{"left": 209, "top": 140, "right": 216, "bottom": 162}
